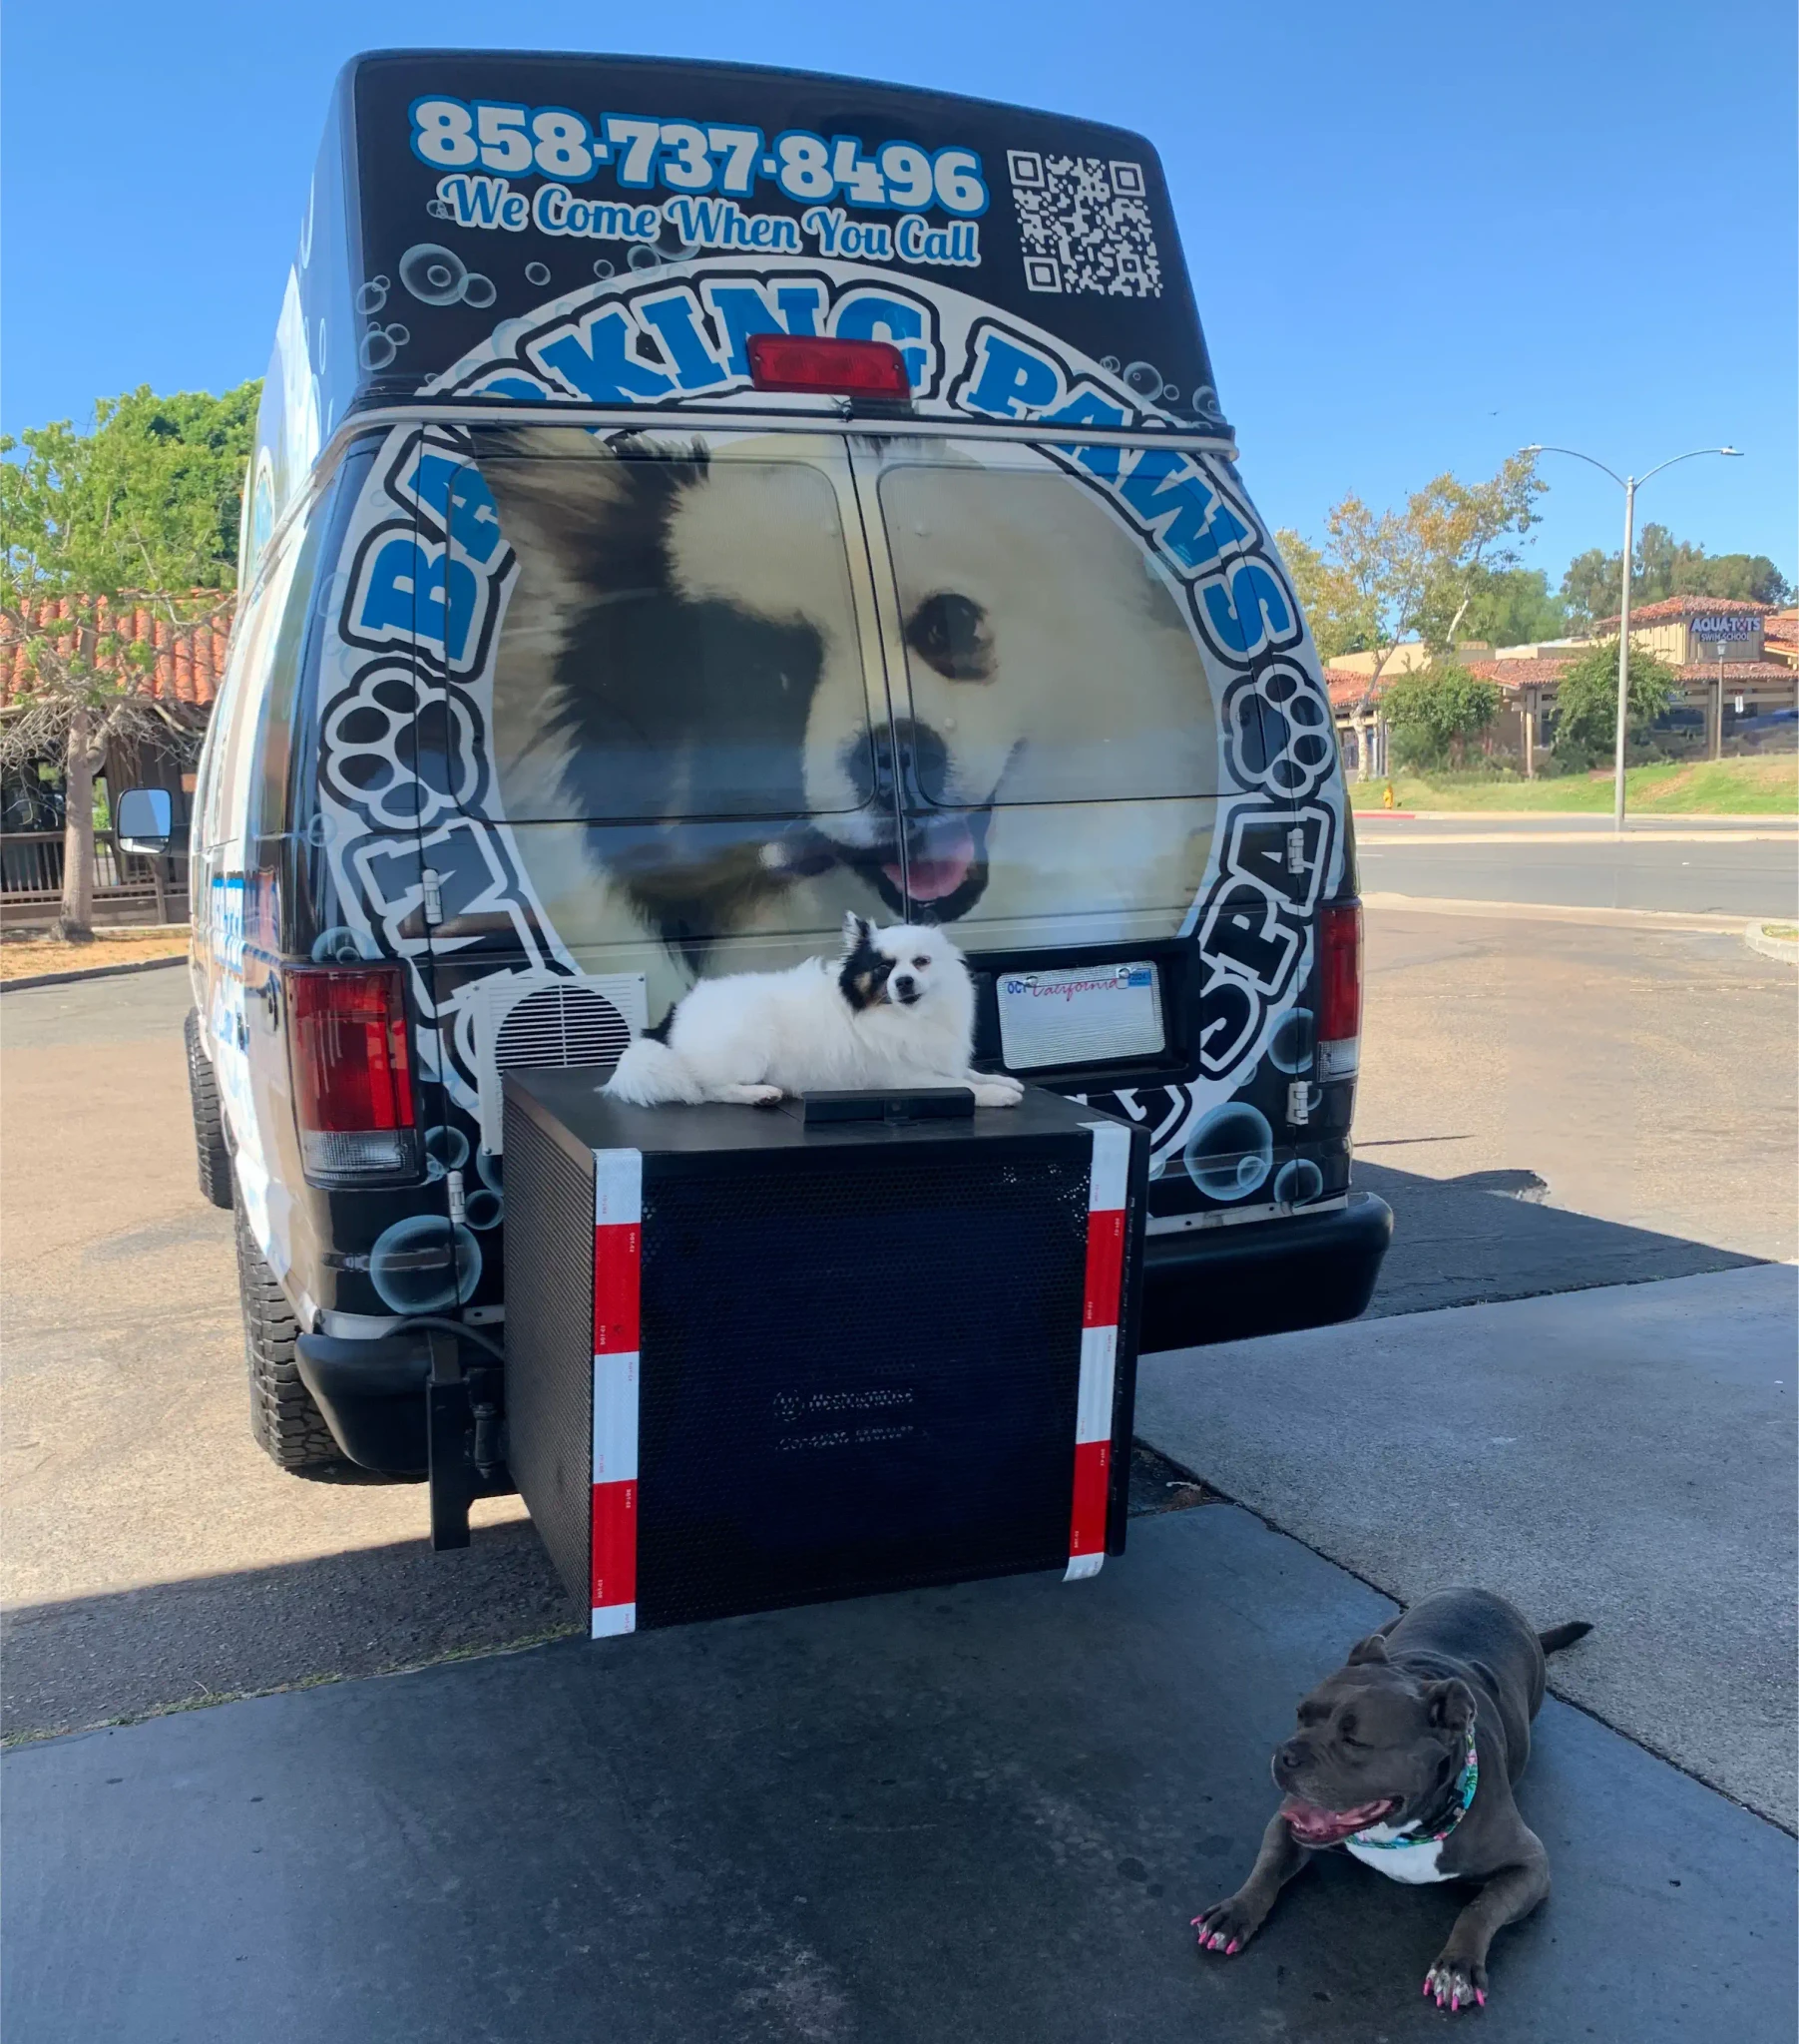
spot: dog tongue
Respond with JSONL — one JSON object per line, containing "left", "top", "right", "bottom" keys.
{"left": 884, "top": 821, "right": 977, "bottom": 903}
{"left": 1279, "top": 1794, "right": 1397, "bottom": 1844}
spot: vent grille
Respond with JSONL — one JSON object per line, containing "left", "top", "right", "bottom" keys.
{"left": 494, "top": 984, "right": 632, "bottom": 1074}
{"left": 475, "top": 971, "right": 647, "bottom": 1152}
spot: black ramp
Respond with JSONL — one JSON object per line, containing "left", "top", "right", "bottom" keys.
{"left": 5, "top": 1506, "right": 1791, "bottom": 2043}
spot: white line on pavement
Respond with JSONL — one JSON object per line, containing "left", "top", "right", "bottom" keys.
{"left": 1362, "top": 892, "right": 1758, "bottom": 932}
{"left": 1356, "top": 829, "right": 1798, "bottom": 846}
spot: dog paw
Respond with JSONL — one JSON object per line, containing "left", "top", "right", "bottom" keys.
{"left": 971, "top": 1078, "right": 1024, "bottom": 1108}
{"left": 1191, "top": 1895, "right": 1262, "bottom": 1957}
{"left": 1423, "top": 1954, "right": 1487, "bottom": 2012}
{"left": 718, "top": 1083, "right": 783, "bottom": 1107}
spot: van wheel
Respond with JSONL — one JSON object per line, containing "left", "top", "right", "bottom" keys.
{"left": 185, "top": 1007, "right": 233, "bottom": 1211}
{"left": 234, "top": 1197, "right": 341, "bottom": 1472}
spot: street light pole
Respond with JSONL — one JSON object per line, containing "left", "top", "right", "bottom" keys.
{"left": 1613, "top": 476, "right": 1635, "bottom": 831}
{"left": 1522, "top": 444, "right": 1742, "bottom": 831}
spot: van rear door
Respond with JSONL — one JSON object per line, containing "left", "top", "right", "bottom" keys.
{"left": 414, "top": 424, "right": 910, "bottom": 1157}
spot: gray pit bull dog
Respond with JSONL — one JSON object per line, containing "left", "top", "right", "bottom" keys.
{"left": 1193, "top": 1588, "right": 1592, "bottom": 2013}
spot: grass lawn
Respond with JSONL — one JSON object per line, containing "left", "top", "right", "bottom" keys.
{"left": 1359, "top": 754, "right": 1798, "bottom": 816}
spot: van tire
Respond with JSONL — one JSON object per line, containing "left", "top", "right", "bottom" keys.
{"left": 186, "top": 1007, "right": 234, "bottom": 1211}
{"left": 234, "top": 1197, "right": 341, "bottom": 1472}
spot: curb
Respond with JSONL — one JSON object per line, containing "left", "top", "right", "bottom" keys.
{"left": 1744, "top": 922, "right": 1799, "bottom": 966}
{"left": 0, "top": 954, "right": 188, "bottom": 994}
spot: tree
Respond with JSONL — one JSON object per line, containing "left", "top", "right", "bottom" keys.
{"left": 1273, "top": 527, "right": 1361, "bottom": 663}
{"left": 1277, "top": 454, "right": 1545, "bottom": 680}
{"left": 1459, "top": 566, "right": 1568, "bottom": 647}
{"left": 1381, "top": 664, "right": 1502, "bottom": 770}
{"left": 0, "top": 382, "right": 257, "bottom": 939}
{"left": 1408, "top": 454, "right": 1546, "bottom": 652}
{"left": 1551, "top": 638, "right": 1679, "bottom": 766}
{"left": 1561, "top": 523, "right": 1792, "bottom": 627}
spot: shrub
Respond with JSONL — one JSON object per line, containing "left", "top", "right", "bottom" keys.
{"left": 1551, "top": 640, "right": 1679, "bottom": 767}
{"left": 1382, "top": 664, "right": 1502, "bottom": 769}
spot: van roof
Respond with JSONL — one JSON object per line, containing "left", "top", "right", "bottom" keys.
{"left": 251, "top": 49, "right": 1226, "bottom": 534}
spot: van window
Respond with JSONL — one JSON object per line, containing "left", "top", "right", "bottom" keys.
{"left": 249, "top": 486, "right": 330, "bottom": 840}
{"left": 479, "top": 442, "right": 878, "bottom": 824}
{"left": 208, "top": 530, "right": 308, "bottom": 847}
{"left": 876, "top": 461, "right": 1217, "bottom": 805}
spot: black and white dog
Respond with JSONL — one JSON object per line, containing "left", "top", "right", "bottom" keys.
{"left": 476, "top": 427, "right": 1214, "bottom": 969}
{"left": 605, "top": 913, "right": 1024, "bottom": 1108}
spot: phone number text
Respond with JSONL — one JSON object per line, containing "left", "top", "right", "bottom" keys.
{"left": 409, "top": 97, "right": 989, "bottom": 215}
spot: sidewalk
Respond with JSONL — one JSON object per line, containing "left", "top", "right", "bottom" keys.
{"left": 1135, "top": 1265, "right": 1798, "bottom": 1827}
{"left": 5, "top": 1503, "right": 1792, "bottom": 2043}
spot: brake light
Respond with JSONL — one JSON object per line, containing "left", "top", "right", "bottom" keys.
{"left": 1317, "top": 901, "right": 1362, "bottom": 1079}
{"left": 746, "top": 332, "right": 911, "bottom": 399}
{"left": 286, "top": 964, "right": 420, "bottom": 1184}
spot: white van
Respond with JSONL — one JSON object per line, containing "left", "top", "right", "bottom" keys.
{"left": 150, "top": 50, "right": 1389, "bottom": 1480}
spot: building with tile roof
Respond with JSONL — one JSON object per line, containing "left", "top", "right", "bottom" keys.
{"left": 0, "top": 594, "right": 233, "bottom": 713}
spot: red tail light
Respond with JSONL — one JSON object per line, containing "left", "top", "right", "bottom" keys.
{"left": 1317, "top": 900, "right": 1362, "bottom": 1078}
{"left": 286, "top": 964, "right": 420, "bottom": 1184}
{"left": 746, "top": 332, "right": 911, "bottom": 399}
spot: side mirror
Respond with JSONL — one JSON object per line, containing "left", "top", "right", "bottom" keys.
{"left": 115, "top": 786, "right": 174, "bottom": 856}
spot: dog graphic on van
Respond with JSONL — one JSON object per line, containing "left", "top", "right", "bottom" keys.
{"left": 477, "top": 426, "right": 1217, "bottom": 971}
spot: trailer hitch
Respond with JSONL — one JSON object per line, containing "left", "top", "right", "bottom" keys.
{"left": 426, "top": 1329, "right": 518, "bottom": 1551}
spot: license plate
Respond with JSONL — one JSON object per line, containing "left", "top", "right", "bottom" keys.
{"left": 996, "top": 962, "right": 1164, "bottom": 1070}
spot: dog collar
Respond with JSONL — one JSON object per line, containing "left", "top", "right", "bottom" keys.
{"left": 1350, "top": 1729, "right": 1479, "bottom": 1851}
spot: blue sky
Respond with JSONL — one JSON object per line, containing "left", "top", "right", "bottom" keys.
{"left": 5, "top": 0, "right": 1793, "bottom": 591}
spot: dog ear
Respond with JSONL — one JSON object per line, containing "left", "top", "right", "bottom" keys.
{"left": 1345, "top": 1632, "right": 1390, "bottom": 1666}
{"left": 841, "top": 911, "right": 872, "bottom": 953}
{"left": 1423, "top": 1678, "right": 1477, "bottom": 1733}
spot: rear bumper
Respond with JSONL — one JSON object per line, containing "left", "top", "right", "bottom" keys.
{"left": 1138, "top": 1192, "right": 1393, "bottom": 1351}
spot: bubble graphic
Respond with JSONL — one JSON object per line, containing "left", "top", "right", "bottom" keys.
{"left": 368, "top": 1215, "right": 482, "bottom": 1314}
{"left": 427, "top": 199, "right": 453, "bottom": 219}
{"left": 358, "top": 326, "right": 397, "bottom": 370}
{"left": 1268, "top": 1008, "right": 1316, "bottom": 1075}
{"left": 422, "top": 1125, "right": 470, "bottom": 1180}
{"left": 384, "top": 322, "right": 410, "bottom": 347}
{"left": 1183, "top": 1103, "right": 1274, "bottom": 1201}
{"left": 627, "top": 244, "right": 662, "bottom": 271}
{"left": 475, "top": 1147, "right": 503, "bottom": 1193}
{"left": 460, "top": 272, "right": 496, "bottom": 308}
{"left": 354, "top": 277, "right": 389, "bottom": 314}
{"left": 464, "top": 1189, "right": 504, "bottom": 1231}
{"left": 399, "top": 243, "right": 468, "bottom": 305}
{"left": 524, "top": 260, "right": 551, "bottom": 286}
{"left": 592, "top": 258, "right": 615, "bottom": 278}
{"left": 302, "top": 811, "right": 334, "bottom": 848}
{"left": 1273, "top": 1158, "right": 1325, "bottom": 1207}
{"left": 1123, "top": 359, "right": 1164, "bottom": 400}
{"left": 1101, "top": 355, "right": 1121, "bottom": 373}
{"left": 309, "top": 924, "right": 376, "bottom": 963}
{"left": 1160, "top": 384, "right": 1181, "bottom": 404}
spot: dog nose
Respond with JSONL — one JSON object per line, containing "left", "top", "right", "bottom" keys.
{"left": 893, "top": 973, "right": 915, "bottom": 999}
{"left": 1273, "top": 1741, "right": 1305, "bottom": 1782}
{"left": 846, "top": 718, "right": 952, "bottom": 807}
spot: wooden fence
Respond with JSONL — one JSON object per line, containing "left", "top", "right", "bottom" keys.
{"left": 0, "top": 830, "right": 188, "bottom": 926}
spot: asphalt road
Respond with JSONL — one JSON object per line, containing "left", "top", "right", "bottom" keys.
{"left": 1355, "top": 815, "right": 1797, "bottom": 918}
{"left": 4, "top": 916, "right": 1791, "bottom": 1739}
{"left": 5, "top": 936, "right": 1795, "bottom": 2041}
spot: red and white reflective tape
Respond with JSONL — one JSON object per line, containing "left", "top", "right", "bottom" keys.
{"left": 591, "top": 1147, "right": 643, "bottom": 1638}
{"left": 1067, "top": 1120, "right": 1130, "bottom": 1581}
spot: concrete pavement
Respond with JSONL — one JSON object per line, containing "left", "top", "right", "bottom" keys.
{"left": 6, "top": 1504, "right": 1794, "bottom": 2044}
{"left": 1356, "top": 909, "right": 1796, "bottom": 1266}
{"left": 1136, "top": 1265, "right": 1798, "bottom": 1828}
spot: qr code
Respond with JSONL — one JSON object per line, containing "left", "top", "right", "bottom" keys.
{"left": 1007, "top": 152, "right": 1161, "bottom": 297}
